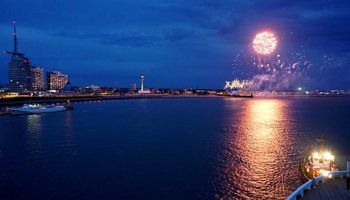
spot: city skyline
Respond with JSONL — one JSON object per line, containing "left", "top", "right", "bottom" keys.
{"left": 1, "top": 2, "right": 350, "bottom": 200}
{"left": 0, "top": 1, "right": 350, "bottom": 89}
{"left": 2, "top": 21, "right": 70, "bottom": 92}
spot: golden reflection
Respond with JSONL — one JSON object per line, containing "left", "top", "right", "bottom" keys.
{"left": 250, "top": 100, "right": 281, "bottom": 137}
{"left": 243, "top": 100, "right": 285, "bottom": 180}
{"left": 26, "top": 114, "right": 42, "bottom": 135}
{"left": 219, "top": 99, "right": 297, "bottom": 199}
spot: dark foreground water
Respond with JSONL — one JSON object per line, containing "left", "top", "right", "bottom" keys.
{"left": 1, "top": 97, "right": 350, "bottom": 199}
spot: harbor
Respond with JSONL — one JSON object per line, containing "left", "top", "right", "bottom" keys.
{"left": 1, "top": 0, "right": 350, "bottom": 199}
{"left": 1, "top": 97, "right": 350, "bottom": 199}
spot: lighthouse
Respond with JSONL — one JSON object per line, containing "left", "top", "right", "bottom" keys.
{"left": 140, "top": 73, "right": 144, "bottom": 92}
{"left": 138, "top": 73, "right": 150, "bottom": 94}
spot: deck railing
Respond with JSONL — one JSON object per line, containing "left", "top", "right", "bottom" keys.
{"left": 286, "top": 170, "right": 350, "bottom": 200}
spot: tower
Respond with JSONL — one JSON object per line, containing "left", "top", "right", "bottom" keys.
{"left": 140, "top": 73, "right": 144, "bottom": 92}
{"left": 138, "top": 73, "right": 150, "bottom": 95}
{"left": 13, "top": 21, "right": 18, "bottom": 53}
{"left": 5, "top": 21, "right": 32, "bottom": 92}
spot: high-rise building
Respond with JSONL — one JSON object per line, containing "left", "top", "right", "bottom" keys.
{"left": 31, "top": 67, "right": 45, "bottom": 91}
{"left": 47, "top": 71, "right": 69, "bottom": 91}
{"left": 5, "top": 21, "right": 32, "bottom": 92}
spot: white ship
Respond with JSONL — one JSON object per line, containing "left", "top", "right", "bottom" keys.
{"left": 9, "top": 104, "right": 66, "bottom": 115}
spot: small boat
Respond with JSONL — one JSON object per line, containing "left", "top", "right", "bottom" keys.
{"left": 300, "top": 136, "right": 338, "bottom": 180}
{"left": 9, "top": 104, "right": 66, "bottom": 115}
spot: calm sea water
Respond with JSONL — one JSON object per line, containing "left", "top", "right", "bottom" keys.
{"left": 0, "top": 97, "right": 350, "bottom": 199}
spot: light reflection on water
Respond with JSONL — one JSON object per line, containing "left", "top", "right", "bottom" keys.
{"left": 26, "top": 114, "right": 42, "bottom": 135}
{"left": 24, "top": 111, "right": 77, "bottom": 160}
{"left": 217, "top": 99, "right": 302, "bottom": 199}
{"left": 25, "top": 115, "right": 43, "bottom": 160}
{"left": 62, "top": 111, "right": 77, "bottom": 156}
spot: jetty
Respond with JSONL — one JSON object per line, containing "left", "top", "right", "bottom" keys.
{"left": 0, "top": 94, "right": 254, "bottom": 107}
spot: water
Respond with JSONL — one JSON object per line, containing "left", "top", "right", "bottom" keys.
{"left": 0, "top": 97, "right": 350, "bottom": 199}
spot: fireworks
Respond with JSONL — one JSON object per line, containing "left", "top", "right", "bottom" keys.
{"left": 224, "top": 79, "right": 251, "bottom": 90}
{"left": 228, "top": 29, "right": 313, "bottom": 91}
{"left": 252, "top": 31, "right": 277, "bottom": 55}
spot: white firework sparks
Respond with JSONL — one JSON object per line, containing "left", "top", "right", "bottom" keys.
{"left": 224, "top": 79, "right": 252, "bottom": 90}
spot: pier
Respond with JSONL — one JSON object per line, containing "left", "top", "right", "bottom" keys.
{"left": 0, "top": 95, "right": 165, "bottom": 107}
{"left": 0, "top": 94, "right": 254, "bottom": 107}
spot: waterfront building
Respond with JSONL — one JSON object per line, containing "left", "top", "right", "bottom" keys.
{"left": 47, "top": 71, "right": 69, "bottom": 91}
{"left": 131, "top": 83, "right": 137, "bottom": 90}
{"left": 82, "top": 85, "right": 100, "bottom": 94}
{"left": 31, "top": 67, "right": 45, "bottom": 91}
{"left": 5, "top": 21, "right": 32, "bottom": 92}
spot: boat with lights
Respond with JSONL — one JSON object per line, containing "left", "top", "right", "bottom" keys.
{"left": 9, "top": 104, "right": 66, "bottom": 115}
{"left": 300, "top": 136, "right": 338, "bottom": 180}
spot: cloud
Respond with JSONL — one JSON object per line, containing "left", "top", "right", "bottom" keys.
{"left": 1, "top": 0, "right": 350, "bottom": 88}
{"left": 163, "top": 27, "right": 195, "bottom": 42}
{"left": 53, "top": 32, "right": 100, "bottom": 40}
{"left": 53, "top": 26, "right": 198, "bottom": 47}
{"left": 53, "top": 31, "right": 158, "bottom": 47}
{"left": 100, "top": 33, "right": 159, "bottom": 47}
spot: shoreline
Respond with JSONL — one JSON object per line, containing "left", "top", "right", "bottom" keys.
{"left": 0, "top": 94, "right": 244, "bottom": 107}
{"left": 0, "top": 94, "right": 349, "bottom": 107}
{"left": 0, "top": 95, "right": 166, "bottom": 107}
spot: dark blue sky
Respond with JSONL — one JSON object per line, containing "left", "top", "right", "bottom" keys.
{"left": 0, "top": 0, "right": 349, "bottom": 89}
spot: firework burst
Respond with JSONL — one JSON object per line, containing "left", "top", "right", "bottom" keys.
{"left": 252, "top": 31, "right": 278, "bottom": 55}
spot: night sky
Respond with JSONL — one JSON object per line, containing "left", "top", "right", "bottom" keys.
{"left": 0, "top": 0, "right": 349, "bottom": 89}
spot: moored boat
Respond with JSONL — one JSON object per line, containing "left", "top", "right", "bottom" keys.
{"left": 9, "top": 104, "right": 66, "bottom": 115}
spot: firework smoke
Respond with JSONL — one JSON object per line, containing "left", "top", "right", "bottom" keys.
{"left": 247, "top": 52, "right": 312, "bottom": 90}
{"left": 230, "top": 35, "right": 312, "bottom": 90}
